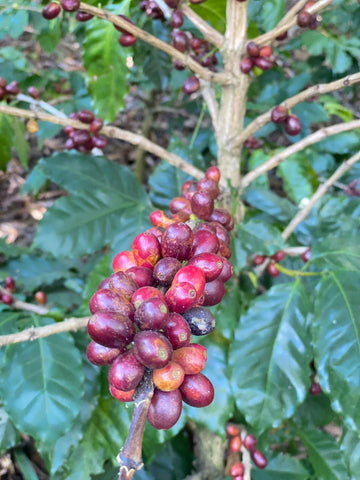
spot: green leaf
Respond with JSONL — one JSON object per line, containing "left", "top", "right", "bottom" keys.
{"left": 34, "top": 154, "right": 152, "bottom": 257}
{"left": 0, "top": 113, "right": 13, "bottom": 170}
{"left": 244, "top": 187, "right": 297, "bottom": 223}
{"left": 0, "top": 407, "right": 20, "bottom": 453}
{"left": 82, "top": 254, "right": 111, "bottom": 304}
{"left": 278, "top": 154, "right": 318, "bottom": 205}
{"left": 252, "top": 453, "right": 309, "bottom": 480}
{"left": 298, "top": 427, "right": 349, "bottom": 480}
{"left": 313, "top": 271, "right": 360, "bottom": 433}
{"left": 210, "top": 280, "right": 242, "bottom": 341}
{"left": 2, "top": 255, "right": 74, "bottom": 289}
{"left": 8, "top": 10, "right": 29, "bottom": 39}
{"left": 247, "top": 150, "right": 270, "bottom": 188}
{"left": 317, "top": 131, "right": 360, "bottom": 154}
{"left": 21, "top": 164, "right": 48, "bottom": 195}
{"left": 190, "top": 0, "right": 226, "bottom": 33}
{"left": 83, "top": 4, "right": 131, "bottom": 121}
{"left": 1, "top": 317, "right": 84, "bottom": 446}
{"left": 258, "top": 0, "right": 286, "bottom": 31}
{"left": 310, "top": 234, "right": 360, "bottom": 272}
{"left": 293, "top": 393, "right": 339, "bottom": 428}
{"left": 341, "top": 429, "right": 360, "bottom": 479}
{"left": 229, "top": 282, "right": 311, "bottom": 432}
{"left": 0, "top": 238, "right": 30, "bottom": 258}
{"left": 143, "top": 415, "right": 187, "bottom": 461}
{"left": 10, "top": 117, "right": 29, "bottom": 168}
{"left": 235, "top": 219, "right": 286, "bottom": 257}
{"left": 13, "top": 448, "right": 39, "bottom": 480}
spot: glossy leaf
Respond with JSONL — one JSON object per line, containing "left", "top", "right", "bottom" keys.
{"left": 252, "top": 453, "right": 309, "bottom": 480}
{"left": 210, "top": 280, "right": 242, "bottom": 341}
{"left": 258, "top": 0, "right": 286, "bottom": 31}
{"left": 341, "top": 429, "right": 360, "bottom": 479}
{"left": 298, "top": 427, "right": 349, "bottom": 480}
{"left": 0, "top": 407, "right": 20, "bottom": 453}
{"left": 83, "top": 3, "right": 131, "bottom": 121}
{"left": 0, "top": 238, "right": 30, "bottom": 258}
{"left": 0, "top": 113, "right": 13, "bottom": 170}
{"left": 313, "top": 271, "right": 360, "bottom": 433}
{"left": 1, "top": 317, "right": 84, "bottom": 446}
{"left": 277, "top": 154, "right": 318, "bottom": 205}
{"left": 11, "top": 117, "right": 29, "bottom": 168}
{"left": 310, "top": 234, "right": 360, "bottom": 272}
{"left": 235, "top": 219, "right": 286, "bottom": 257}
{"left": 243, "top": 187, "right": 297, "bottom": 223}
{"left": 82, "top": 254, "right": 111, "bottom": 304}
{"left": 190, "top": 0, "right": 226, "bottom": 33}
{"left": 230, "top": 282, "right": 311, "bottom": 432}
{"left": 34, "top": 154, "right": 152, "bottom": 257}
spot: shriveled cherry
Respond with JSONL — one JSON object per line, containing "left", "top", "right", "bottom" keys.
{"left": 182, "top": 307, "right": 215, "bottom": 336}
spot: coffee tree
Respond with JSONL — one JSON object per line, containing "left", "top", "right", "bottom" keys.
{"left": 0, "top": 0, "right": 360, "bottom": 479}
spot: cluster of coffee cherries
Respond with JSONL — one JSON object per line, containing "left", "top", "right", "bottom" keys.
{"left": 271, "top": 105, "right": 302, "bottom": 136}
{"left": 254, "top": 248, "right": 311, "bottom": 278}
{"left": 0, "top": 77, "right": 20, "bottom": 102}
{"left": 345, "top": 179, "right": 360, "bottom": 197}
{"left": 139, "top": 0, "right": 165, "bottom": 20}
{"left": 297, "top": 0, "right": 320, "bottom": 30}
{"left": 243, "top": 136, "right": 263, "bottom": 151}
{"left": 42, "top": 1, "right": 93, "bottom": 22}
{"left": 87, "top": 166, "right": 234, "bottom": 430}
{"left": 226, "top": 424, "right": 267, "bottom": 477}
{"left": 0, "top": 276, "right": 48, "bottom": 306}
{"left": 64, "top": 110, "right": 106, "bottom": 153}
{"left": 241, "top": 42, "right": 275, "bottom": 74}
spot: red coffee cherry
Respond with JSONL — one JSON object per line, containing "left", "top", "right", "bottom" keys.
{"left": 187, "top": 253, "right": 223, "bottom": 282}
{"left": 170, "top": 10, "right": 184, "bottom": 28}
{"left": 147, "top": 388, "right": 182, "bottom": 430}
{"left": 91, "top": 136, "right": 107, "bottom": 149}
{"left": 153, "top": 257, "right": 182, "bottom": 286}
{"left": 253, "top": 255, "right": 266, "bottom": 265}
{"left": 192, "top": 229, "right": 219, "bottom": 256}
{"left": 4, "top": 276, "right": 15, "bottom": 292}
{"left": 271, "top": 105, "right": 288, "bottom": 124}
{"left": 309, "top": 381, "right": 322, "bottom": 396}
{"left": 272, "top": 250, "right": 286, "bottom": 262}
{"left": 153, "top": 361, "right": 185, "bottom": 391}
{"left": 243, "top": 434, "right": 257, "bottom": 452}
{"left": 253, "top": 56, "right": 274, "bottom": 71}
{"left": 172, "top": 31, "right": 188, "bottom": 52}
{"left": 229, "top": 462, "right": 244, "bottom": 476}
{"left": 134, "top": 330, "right": 173, "bottom": 369}
{"left": 131, "top": 286, "right": 165, "bottom": 309}
{"left": 77, "top": 109, "right": 94, "bottom": 124}
{"left": 1, "top": 293, "right": 13, "bottom": 305}
{"left": 217, "top": 257, "right": 233, "bottom": 283}
{"left": 72, "top": 129, "right": 91, "bottom": 146}
{"left": 173, "top": 265, "right": 206, "bottom": 301}
{"left": 173, "top": 344, "right": 207, "bottom": 374}
{"left": 161, "top": 222, "right": 193, "bottom": 261}
{"left": 119, "top": 33, "right": 137, "bottom": 47}
{"left": 246, "top": 41, "right": 259, "bottom": 57}
{"left": 165, "top": 281, "right": 197, "bottom": 313}
{"left": 42, "top": 2, "right": 62, "bottom": 19}
{"left": 284, "top": 114, "right": 301, "bottom": 136}
{"left": 61, "top": 0, "right": 80, "bottom": 12}
{"left": 108, "top": 350, "right": 145, "bottom": 391}
{"left": 86, "top": 341, "right": 123, "bottom": 366}
{"left": 202, "top": 278, "right": 226, "bottom": 306}
{"left": 132, "top": 232, "right": 161, "bottom": 268}
{"left": 89, "top": 288, "right": 126, "bottom": 314}
{"left": 134, "top": 297, "right": 169, "bottom": 330}
{"left": 229, "top": 435, "right": 242, "bottom": 453}
{"left": 297, "top": 9, "right": 311, "bottom": 27}
{"left": 226, "top": 424, "right": 240, "bottom": 436}
{"left": 113, "top": 14, "right": 134, "bottom": 33}
{"left": 125, "top": 266, "right": 153, "bottom": 287}
{"left": 89, "top": 118, "right": 104, "bottom": 134}
{"left": 182, "top": 76, "right": 200, "bottom": 95}
{"left": 259, "top": 45, "right": 272, "bottom": 57}
{"left": 108, "top": 272, "right": 138, "bottom": 301}
{"left": 301, "top": 248, "right": 311, "bottom": 263}
{"left": 109, "top": 384, "right": 135, "bottom": 402}
{"left": 5, "top": 81, "right": 20, "bottom": 95}
{"left": 113, "top": 250, "right": 137, "bottom": 272}
{"left": 35, "top": 291, "right": 47, "bottom": 304}
{"left": 169, "top": 196, "right": 190, "bottom": 214}
{"left": 163, "top": 312, "right": 192, "bottom": 349}
{"left": 205, "top": 166, "right": 221, "bottom": 183}
{"left": 251, "top": 450, "right": 268, "bottom": 469}
{"left": 164, "top": 0, "right": 180, "bottom": 8}
{"left": 268, "top": 263, "right": 280, "bottom": 278}
{"left": 28, "top": 86, "right": 40, "bottom": 99}
{"left": 87, "top": 311, "right": 135, "bottom": 349}
{"left": 180, "top": 372, "right": 215, "bottom": 407}
{"left": 75, "top": 11, "right": 94, "bottom": 21}
{"left": 240, "top": 56, "right": 253, "bottom": 74}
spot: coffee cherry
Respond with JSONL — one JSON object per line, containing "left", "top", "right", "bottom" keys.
{"left": 132, "top": 232, "right": 161, "bottom": 268}
{"left": 230, "top": 436, "right": 242, "bottom": 453}
{"left": 161, "top": 223, "right": 193, "bottom": 261}
{"left": 226, "top": 424, "right": 240, "bottom": 436}
{"left": 172, "top": 31, "right": 188, "bottom": 52}
{"left": 109, "top": 350, "right": 145, "bottom": 391}
{"left": 170, "top": 10, "right": 184, "bottom": 28}
{"left": 217, "top": 239, "right": 232, "bottom": 259}
{"left": 165, "top": 282, "right": 197, "bottom": 313}
{"left": 211, "top": 222, "right": 231, "bottom": 245}
{"left": 182, "top": 76, "right": 200, "bottom": 95}
{"left": 153, "top": 257, "right": 182, "bottom": 286}
{"left": 35, "top": 291, "right": 47, "bottom": 304}
{"left": 297, "top": 9, "right": 311, "bottom": 27}
{"left": 205, "top": 165, "right": 220, "bottom": 183}
{"left": 89, "top": 288, "right": 126, "bottom": 314}
{"left": 91, "top": 135, "right": 107, "bottom": 149}
{"left": 173, "top": 59, "right": 185, "bottom": 70}
{"left": 284, "top": 114, "right": 301, "bottom": 136}
{"left": 27, "top": 86, "right": 40, "bottom": 99}
{"left": 163, "top": 312, "right": 192, "bottom": 349}
{"left": 197, "top": 177, "right": 220, "bottom": 200}
{"left": 119, "top": 33, "right": 137, "bottom": 47}
{"left": 180, "top": 372, "right": 214, "bottom": 407}
{"left": 153, "top": 361, "right": 185, "bottom": 391}
{"left": 89, "top": 118, "right": 104, "bottom": 134}
{"left": 253, "top": 56, "right": 273, "bottom": 71}
{"left": 147, "top": 388, "right": 182, "bottom": 430}
{"left": 202, "top": 279, "right": 226, "bottom": 306}
{"left": 192, "top": 229, "right": 219, "bottom": 256}
{"left": 109, "top": 384, "right": 135, "bottom": 402}
{"left": 5, "top": 81, "right": 20, "bottom": 95}
{"left": 173, "top": 344, "right": 207, "bottom": 374}
{"left": 309, "top": 381, "right": 322, "bottom": 396}
{"left": 113, "top": 250, "right": 137, "bottom": 272}
{"left": 271, "top": 105, "right": 288, "bottom": 124}
{"left": 259, "top": 45, "right": 272, "bottom": 57}
{"left": 77, "top": 109, "right": 94, "bottom": 124}
{"left": 134, "top": 297, "right": 169, "bottom": 330}
{"left": 131, "top": 286, "right": 165, "bottom": 309}
{"left": 240, "top": 56, "right": 253, "bottom": 74}
{"left": 276, "top": 31, "right": 288, "bottom": 40}
{"left": 268, "top": 263, "right": 280, "bottom": 278}
{"left": 87, "top": 311, "right": 135, "bottom": 348}
{"left": 253, "top": 255, "right": 266, "bottom": 265}
{"left": 61, "top": 0, "right": 80, "bottom": 12}
{"left": 182, "top": 307, "right": 215, "bottom": 336}
{"left": 301, "top": 248, "right": 311, "bottom": 262}
{"left": 272, "top": 250, "right": 286, "bottom": 262}
{"left": 4, "top": 276, "right": 15, "bottom": 292}
{"left": 1, "top": 293, "right": 13, "bottom": 305}
{"left": 72, "top": 129, "right": 91, "bottom": 146}
{"left": 187, "top": 253, "right": 223, "bottom": 282}
{"left": 169, "top": 196, "right": 190, "bottom": 214}
{"left": 246, "top": 41, "right": 259, "bottom": 57}
{"left": 126, "top": 266, "right": 153, "bottom": 287}
{"left": 218, "top": 257, "right": 233, "bottom": 283}
{"left": 164, "top": 0, "right": 179, "bottom": 7}
{"left": 230, "top": 462, "right": 244, "bottom": 476}
{"left": 173, "top": 266, "right": 206, "bottom": 301}
{"left": 134, "top": 330, "right": 173, "bottom": 369}
{"left": 308, "top": 14, "right": 320, "bottom": 29}
{"left": 42, "top": 2, "right": 61, "bottom": 19}
{"left": 108, "top": 272, "right": 138, "bottom": 301}
{"left": 251, "top": 450, "right": 268, "bottom": 469}
{"left": 209, "top": 208, "right": 234, "bottom": 231}
{"left": 0, "top": 77, "right": 6, "bottom": 88}
{"left": 76, "top": 11, "right": 94, "bottom": 21}
{"left": 243, "top": 434, "right": 257, "bottom": 452}
{"left": 113, "top": 14, "right": 134, "bottom": 33}
{"left": 86, "top": 341, "right": 123, "bottom": 366}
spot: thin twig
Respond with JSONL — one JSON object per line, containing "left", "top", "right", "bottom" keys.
{"left": 0, "top": 104, "right": 205, "bottom": 180}
{"left": 179, "top": 3, "right": 223, "bottom": 49}
{"left": 234, "top": 72, "right": 360, "bottom": 148}
{"left": 278, "top": 0, "right": 310, "bottom": 27}
{"left": 200, "top": 80, "right": 219, "bottom": 133}
{"left": 254, "top": 0, "right": 334, "bottom": 46}
{"left": 282, "top": 151, "right": 360, "bottom": 240}
{"left": 0, "top": 286, "right": 49, "bottom": 316}
{"left": 241, "top": 119, "right": 360, "bottom": 189}
{"left": 0, "top": 317, "right": 89, "bottom": 347}
{"left": 78, "top": 2, "right": 231, "bottom": 85}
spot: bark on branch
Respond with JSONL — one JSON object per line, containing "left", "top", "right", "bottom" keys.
{"left": 241, "top": 119, "right": 360, "bottom": 189}
{"left": 179, "top": 3, "right": 223, "bottom": 49}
